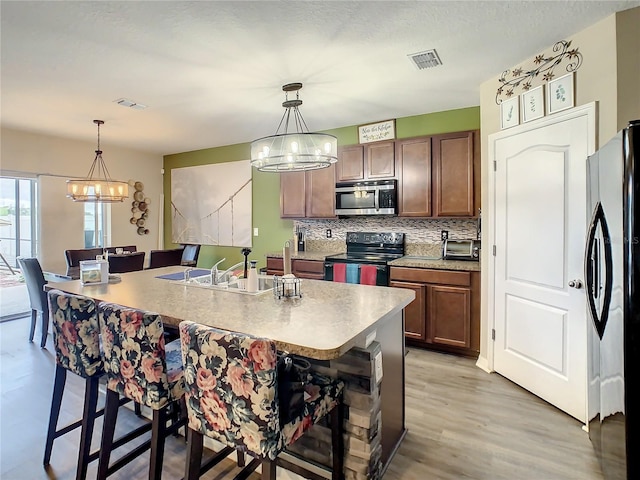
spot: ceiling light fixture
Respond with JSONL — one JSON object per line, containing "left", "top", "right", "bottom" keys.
{"left": 66, "top": 120, "right": 129, "bottom": 202}
{"left": 250, "top": 83, "right": 337, "bottom": 172}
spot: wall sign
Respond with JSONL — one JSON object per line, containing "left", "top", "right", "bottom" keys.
{"left": 358, "top": 119, "right": 396, "bottom": 144}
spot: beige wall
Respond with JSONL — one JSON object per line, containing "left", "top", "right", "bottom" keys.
{"left": 477, "top": 8, "right": 640, "bottom": 367}
{"left": 1, "top": 127, "right": 163, "bottom": 273}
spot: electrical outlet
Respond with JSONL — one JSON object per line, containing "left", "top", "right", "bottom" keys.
{"left": 253, "top": 227, "right": 259, "bottom": 236}
{"left": 326, "top": 229, "right": 332, "bottom": 238}
{"left": 441, "top": 230, "right": 449, "bottom": 240}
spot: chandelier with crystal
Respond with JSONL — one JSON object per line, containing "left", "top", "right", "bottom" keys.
{"left": 250, "top": 83, "right": 338, "bottom": 172}
{"left": 66, "top": 120, "right": 129, "bottom": 202}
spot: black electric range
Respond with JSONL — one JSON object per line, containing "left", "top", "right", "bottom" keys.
{"left": 324, "top": 232, "right": 405, "bottom": 286}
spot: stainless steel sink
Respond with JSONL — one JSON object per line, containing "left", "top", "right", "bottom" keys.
{"left": 172, "top": 274, "right": 274, "bottom": 295}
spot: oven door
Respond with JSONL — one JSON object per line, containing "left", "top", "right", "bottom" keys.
{"left": 324, "top": 261, "right": 389, "bottom": 286}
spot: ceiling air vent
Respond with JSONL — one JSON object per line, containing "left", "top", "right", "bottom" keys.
{"left": 113, "top": 98, "right": 147, "bottom": 110}
{"left": 408, "top": 49, "right": 442, "bottom": 70}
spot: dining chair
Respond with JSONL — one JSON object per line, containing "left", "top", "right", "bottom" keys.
{"left": 45, "top": 290, "right": 148, "bottom": 480}
{"left": 180, "top": 244, "right": 201, "bottom": 267}
{"left": 148, "top": 248, "right": 184, "bottom": 269}
{"left": 107, "top": 251, "right": 145, "bottom": 274}
{"left": 179, "top": 320, "right": 345, "bottom": 480}
{"left": 17, "top": 257, "right": 49, "bottom": 348}
{"left": 64, "top": 248, "right": 104, "bottom": 268}
{"left": 97, "top": 302, "right": 185, "bottom": 480}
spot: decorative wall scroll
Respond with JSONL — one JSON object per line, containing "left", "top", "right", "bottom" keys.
{"left": 496, "top": 40, "right": 582, "bottom": 105}
{"left": 129, "top": 181, "right": 150, "bottom": 235}
{"left": 171, "top": 161, "right": 252, "bottom": 247}
{"left": 358, "top": 119, "right": 396, "bottom": 143}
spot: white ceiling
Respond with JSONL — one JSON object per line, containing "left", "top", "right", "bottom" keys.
{"left": 2, "top": 1, "right": 638, "bottom": 156}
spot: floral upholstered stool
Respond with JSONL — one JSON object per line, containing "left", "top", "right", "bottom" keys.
{"left": 179, "top": 320, "right": 345, "bottom": 480}
{"left": 97, "top": 302, "right": 186, "bottom": 480}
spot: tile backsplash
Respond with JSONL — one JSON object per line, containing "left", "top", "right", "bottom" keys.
{"left": 293, "top": 217, "right": 479, "bottom": 244}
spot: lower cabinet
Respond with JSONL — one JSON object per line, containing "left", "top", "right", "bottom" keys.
{"left": 266, "top": 257, "right": 325, "bottom": 280}
{"left": 390, "top": 267, "right": 480, "bottom": 357}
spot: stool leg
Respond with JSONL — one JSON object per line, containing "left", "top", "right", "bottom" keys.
{"left": 43, "top": 365, "right": 67, "bottom": 465}
{"left": 134, "top": 402, "right": 142, "bottom": 416}
{"left": 76, "top": 376, "right": 100, "bottom": 480}
{"left": 149, "top": 407, "right": 167, "bottom": 480}
{"left": 184, "top": 428, "right": 204, "bottom": 480}
{"left": 237, "top": 451, "right": 245, "bottom": 467}
{"left": 261, "top": 459, "right": 276, "bottom": 480}
{"left": 331, "top": 404, "right": 344, "bottom": 480}
{"left": 40, "top": 310, "right": 49, "bottom": 348}
{"left": 28, "top": 309, "right": 37, "bottom": 343}
{"left": 97, "top": 389, "right": 120, "bottom": 480}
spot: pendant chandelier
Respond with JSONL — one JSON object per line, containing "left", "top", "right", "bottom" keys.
{"left": 66, "top": 120, "right": 129, "bottom": 202}
{"left": 250, "top": 83, "right": 338, "bottom": 172}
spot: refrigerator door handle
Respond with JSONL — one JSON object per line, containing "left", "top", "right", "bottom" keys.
{"left": 585, "top": 202, "right": 613, "bottom": 340}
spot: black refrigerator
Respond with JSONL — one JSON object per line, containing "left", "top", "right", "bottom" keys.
{"left": 586, "top": 120, "right": 639, "bottom": 479}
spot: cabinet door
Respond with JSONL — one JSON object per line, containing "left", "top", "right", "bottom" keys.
{"left": 390, "top": 280, "right": 426, "bottom": 341}
{"left": 280, "top": 172, "right": 306, "bottom": 218}
{"left": 266, "top": 257, "right": 284, "bottom": 276}
{"left": 366, "top": 141, "right": 395, "bottom": 179}
{"left": 396, "top": 136, "right": 431, "bottom": 217}
{"left": 428, "top": 284, "right": 471, "bottom": 348}
{"left": 305, "top": 164, "right": 336, "bottom": 218}
{"left": 432, "top": 131, "right": 475, "bottom": 217}
{"left": 336, "top": 145, "right": 364, "bottom": 182}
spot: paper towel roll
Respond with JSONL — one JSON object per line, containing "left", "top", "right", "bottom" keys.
{"left": 293, "top": 234, "right": 299, "bottom": 254}
{"left": 283, "top": 241, "right": 292, "bottom": 275}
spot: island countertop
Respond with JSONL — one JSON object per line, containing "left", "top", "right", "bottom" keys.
{"left": 47, "top": 266, "right": 414, "bottom": 360}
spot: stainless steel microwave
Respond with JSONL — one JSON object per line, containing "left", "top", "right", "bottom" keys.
{"left": 335, "top": 180, "right": 397, "bottom": 216}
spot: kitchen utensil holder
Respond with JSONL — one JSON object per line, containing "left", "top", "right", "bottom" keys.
{"left": 273, "top": 275, "right": 303, "bottom": 299}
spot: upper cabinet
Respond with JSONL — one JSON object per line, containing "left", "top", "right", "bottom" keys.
{"left": 397, "top": 130, "right": 479, "bottom": 218}
{"left": 336, "top": 141, "right": 395, "bottom": 182}
{"left": 280, "top": 165, "right": 336, "bottom": 219}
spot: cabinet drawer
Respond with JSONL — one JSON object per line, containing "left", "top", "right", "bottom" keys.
{"left": 390, "top": 267, "right": 470, "bottom": 286}
{"left": 266, "top": 257, "right": 284, "bottom": 274}
{"left": 292, "top": 259, "right": 325, "bottom": 275}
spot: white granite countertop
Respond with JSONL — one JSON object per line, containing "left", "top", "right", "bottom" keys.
{"left": 47, "top": 266, "right": 414, "bottom": 360}
{"left": 266, "top": 251, "right": 333, "bottom": 261}
{"left": 389, "top": 256, "right": 481, "bottom": 272}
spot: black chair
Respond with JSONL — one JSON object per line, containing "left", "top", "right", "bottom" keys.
{"left": 148, "top": 248, "right": 184, "bottom": 269}
{"left": 180, "top": 244, "right": 201, "bottom": 267}
{"left": 64, "top": 248, "right": 104, "bottom": 268}
{"left": 103, "top": 245, "right": 137, "bottom": 254}
{"left": 107, "top": 252, "right": 145, "bottom": 274}
{"left": 17, "top": 257, "right": 49, "bottom": 348}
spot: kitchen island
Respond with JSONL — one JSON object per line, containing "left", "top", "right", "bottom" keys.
{"left": 47, "top": 265, "right": 414, "bottom": 475}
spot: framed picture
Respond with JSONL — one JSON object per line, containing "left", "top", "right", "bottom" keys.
{"left": 358, "top": 119, "right": 395, "bottom": 144}
{"left": 547, "top": 72, "right": 575, "bottom": 114}
{"left": 521, "top": 85, "right": 545, "bottom": 122}
{"left": 500, "top": 97, "right": 520, "bottom": 129}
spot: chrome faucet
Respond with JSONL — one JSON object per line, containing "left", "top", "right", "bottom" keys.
{"left": 213, "top": 261, "right": 245, "bottom": 285}
{"left": 210, "top": 258, "right": 226, "bottom": 285}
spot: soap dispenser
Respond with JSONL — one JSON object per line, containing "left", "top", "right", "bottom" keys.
{"left": 247, "top": 260, "right": 259, "bottom": 293}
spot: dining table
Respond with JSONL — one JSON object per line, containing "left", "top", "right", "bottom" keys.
{"left": 45, "top": 265, "right": 414, "bottom": 471}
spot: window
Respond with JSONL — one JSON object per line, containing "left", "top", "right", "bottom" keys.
{"left": 0, "top": 176, "right": 37, "bottom": 268}
{"left": 84, "top": 203, "right": 111, "bottom": 248}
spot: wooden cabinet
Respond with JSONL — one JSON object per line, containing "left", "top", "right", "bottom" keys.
{"left": 280, "top": 165, "right": 336, "bottom": 218}
{"left": 390, "top": 266, "right": 480, "bottom": 357}
{"left": 336, "top": 141, "right": 395, "bottom": 182}
{"left": 266, "top": 257, "right": 325, "bottom": 280}
{"left": 396, "top": 130, "right": 479, "bottom": 218}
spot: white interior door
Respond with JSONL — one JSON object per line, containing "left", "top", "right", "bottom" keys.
{"left": 489, "top": 104, "right": 595, "bottom": 423}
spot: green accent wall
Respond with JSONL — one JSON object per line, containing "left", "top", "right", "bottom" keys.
{"left": 163, "top": 106, "right": 479, "bottom": 269}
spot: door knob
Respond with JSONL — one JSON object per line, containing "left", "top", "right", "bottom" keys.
{"left": 568, "top": 279, "right": 583, "bottom": 289}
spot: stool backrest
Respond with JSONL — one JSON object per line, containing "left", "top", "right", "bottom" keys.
{"left": 98, "top": 302, "right": 175, "bottom": 409}
{"left": 178, "top": 320, "right": 281, "bottom": 459}
{"left": 47, "top": 289, "right": 102, "bottom": 378}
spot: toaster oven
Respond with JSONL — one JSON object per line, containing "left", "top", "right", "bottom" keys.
{"left": 443, "top": 239, "right": 480, "bottom": 261}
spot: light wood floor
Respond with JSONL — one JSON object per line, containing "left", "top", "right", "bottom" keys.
{"left": 0, "top": 315, "right": 603, "bottom": 480}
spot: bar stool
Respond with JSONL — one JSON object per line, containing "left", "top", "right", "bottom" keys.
{"left": 178, "top": 320, "right": 345, "bottom": 480}
{"left": 97, "top": 302, "right": 185, "bottom": 480}
{"left": 44, "top": 289, "right": 148, "bottom": 480}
